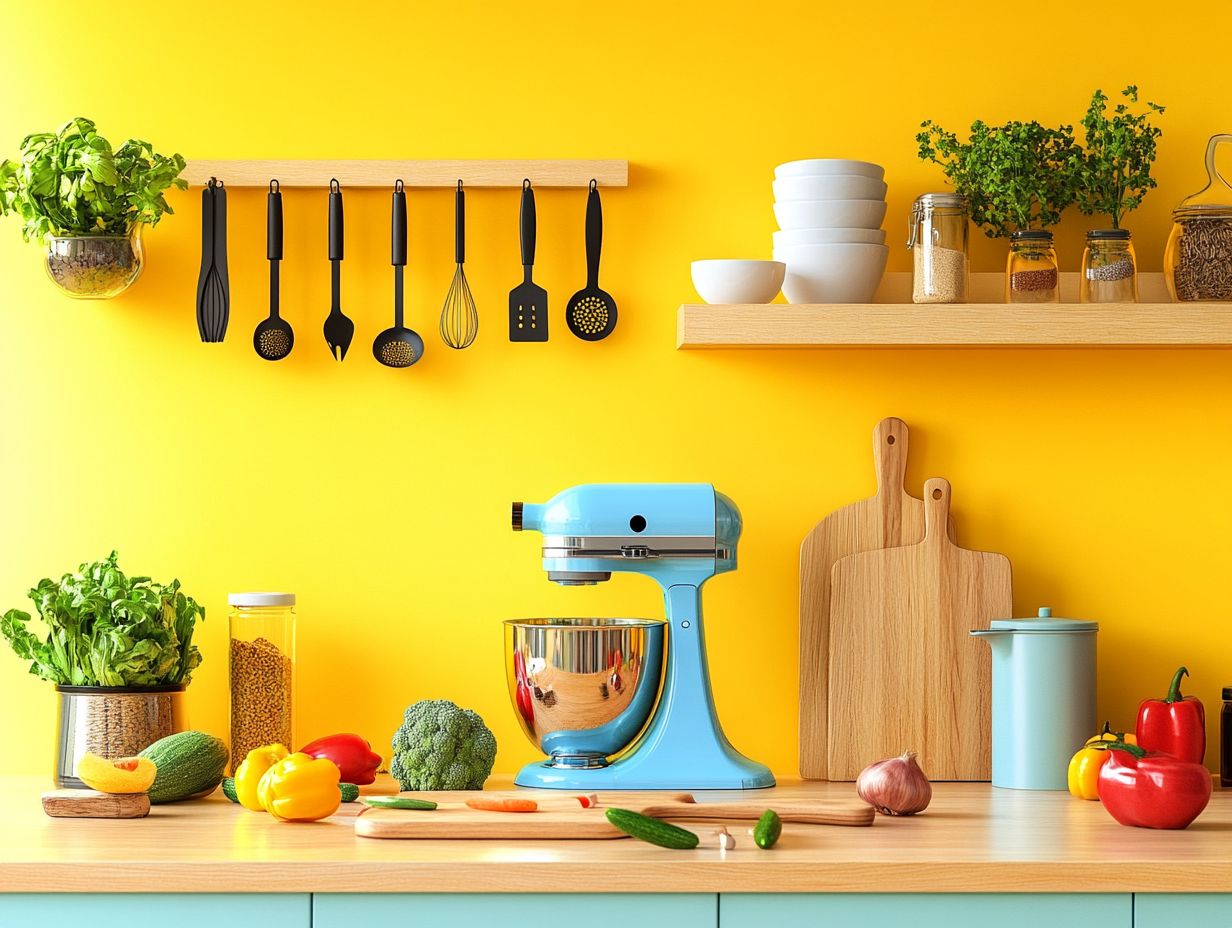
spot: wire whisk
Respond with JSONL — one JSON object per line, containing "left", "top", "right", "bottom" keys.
{"left": 440, "top": 180, "right": 478, "bottom": 349}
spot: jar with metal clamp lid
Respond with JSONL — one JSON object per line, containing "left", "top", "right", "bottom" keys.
{"left": 1007, "top": 230, "right": 1059, "bottom": 303}
{"left": 908, "top": 193, "right": 970, "bottom": 303}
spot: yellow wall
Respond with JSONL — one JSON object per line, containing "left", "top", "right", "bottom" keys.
{"left": 2, "top": 0, "right": 1231, "bottom": 778}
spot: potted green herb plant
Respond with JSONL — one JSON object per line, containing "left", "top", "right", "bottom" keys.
{"left": 1074, "top": 86, "right": 1165, "bottom": 303}
{"left": 917, "top": 118, "right": 1081, "bottom": 303}
{"left": 1, "top": 552, "right": 204, "bottom": 787}
{"left": 0, "top": 118, "right": 186, "bottom": 299}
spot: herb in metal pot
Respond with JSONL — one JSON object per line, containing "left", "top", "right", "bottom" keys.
{"left": 1, "top": 552, "right": 204, "bottom": 687}
{"left": 0, "top": 117, "right": 186, "bottom": 242}
{"left": 1075, "top": 86, "right": 1165, "bottom": 229}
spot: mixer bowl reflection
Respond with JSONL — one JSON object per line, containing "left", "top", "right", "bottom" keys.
{"left": 504, "top": 618, "right": 666, "bottom": 768}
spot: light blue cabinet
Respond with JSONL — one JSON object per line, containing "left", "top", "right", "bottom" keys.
{"left": 1136, "top": 894, "right": 1232, "bottom": 927}
{"left": 0, "top": 893, "right": 310, "bottom": 927}
{"left": 721, "top": 893, "right": 1133, "bottom": 928}
{"left": 314, "top": 893, "right": 718, "bottom": 928}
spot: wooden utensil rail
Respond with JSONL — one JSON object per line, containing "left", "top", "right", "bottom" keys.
{"left": 183, "top": 160, "right": 628, "bottom": 188}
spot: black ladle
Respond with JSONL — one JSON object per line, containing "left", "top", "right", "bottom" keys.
{"left": 254, "top": 180, "right": 294, "bottom": 361}
{"left": 372, "top": 180, "right": 424, "bottom": 368}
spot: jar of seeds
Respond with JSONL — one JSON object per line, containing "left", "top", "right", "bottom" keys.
{"left": 1006, "top": 230, "right": 1059, "bottom": 303}
{"left": 909, "top": 193, "right": 970, "bottom": 304}
{"left": 1166, "top": 134, "right": 1232, "bottom": 302}
{"left": 228, "top": 593, "right": 296, "bottom": 774}
{"left": 1080, "top": 229, "right": 1138, "bottom": 303}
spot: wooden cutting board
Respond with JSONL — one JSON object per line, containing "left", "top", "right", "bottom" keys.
{"left": 356, "top": 790, "right": 874, "bottom": 839}
{"left": 827, "top": 477, "right": 1010, "bottom": 781}
{"left": 42, "top": 790, "right": 150, "bottom": 819}
{"left": 799, "top": 417, "right": 955, "bottom": 780}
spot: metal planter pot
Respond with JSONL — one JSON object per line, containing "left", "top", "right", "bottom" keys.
{"left": 54, "top": 684, "right": 186, "bottom": 788}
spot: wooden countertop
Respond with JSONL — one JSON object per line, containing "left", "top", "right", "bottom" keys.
{"left": 5, "top": 776, "right": 1231, "bottom": 894}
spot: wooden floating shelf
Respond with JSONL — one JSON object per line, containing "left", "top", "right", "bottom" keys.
{"left": 677, "top": 272, "right": 1232, "bottom": 348}
{"left": 183, "top": 159, "right": 627, "bottom": 189}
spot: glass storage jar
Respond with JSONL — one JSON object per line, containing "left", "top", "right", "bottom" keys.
{"left": 1080, "top": 229, "right": 1137, "bottom": 303}
{"left": 1006, "top": 230, "right": 1059, "bottom": 303}
{"left": 908, "top": 193, "right": 970, "bottom": 304}
{"left": 1165, "top": 134, "right": 1232, "bottom": 302}
{"left": 228, "top": 593, "right": 296, "bottom": 774}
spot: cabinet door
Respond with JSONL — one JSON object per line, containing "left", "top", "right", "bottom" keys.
{"left": 0, "top": 894, "right": 310, "bottom": 927}
{"left": 1135, "top": 894, "right": 1232, "bottom": 927}
{"left": 314, "top": 893, "right": 716, "bottom": 928}
{"left": 721, "top": 894, "right": 1132, "bottom": 928}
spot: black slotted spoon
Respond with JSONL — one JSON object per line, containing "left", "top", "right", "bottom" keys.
{"left": 322, "top": 179, "right": 355, "bottom": 361}
{"left": 372, "top": 180, "right": 424, "bottom": 368}
{"left": 508, "top": 179, "right": 547, "bottom": 342}
{"left": 565, "top": 179, "right": 617, "bottom": 341}
{"left": 254, "top": 180, "right": 294, "bottom": 361}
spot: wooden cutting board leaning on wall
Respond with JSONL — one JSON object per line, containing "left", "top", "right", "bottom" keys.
{"left": 799, "top": 417, "right": 955, "bottom": 780}
{"left": 827, "top": 477, "right": 1011, "bottom": 781}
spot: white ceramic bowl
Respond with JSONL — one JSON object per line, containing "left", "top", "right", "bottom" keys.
{"left": 773, "top": 175, "right": 887, "bottom": 201}
{"left": 775, "top": 159, "right": 884, "bottom": 181}
{"left": 773, "top": 198, "right": 887, "bottom": 231}
{"left": 773, "top": 227, "right": 885, "bottom": 247}
{"left": 691, "top": 260, "right": 786, "bottom": 304}
{"left": 772, "top": 243, "right": 888, "bottom": 304}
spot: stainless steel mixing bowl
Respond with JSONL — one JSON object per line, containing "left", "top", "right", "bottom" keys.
{"left": 504, "top": 618, "right": 666, "bottom": 768}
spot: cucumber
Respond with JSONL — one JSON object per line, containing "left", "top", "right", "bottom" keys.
{"left": 138, "top": 731, "right": 229, "bottom": 804}
{"left": 223, "top": 777, "right": 358, "bottom": 804}
{"left": 753, "top": 809, "right": 782, "bottom": 849}
{"left": 362, "top": 796, "right": 438, "bottom": 810}
{"left": 605, "top": 808, "right": 699, "bottom": 849}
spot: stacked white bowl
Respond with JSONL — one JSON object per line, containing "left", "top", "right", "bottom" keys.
{"left": 772, "top": 159, "right": 889, "bottom": 303}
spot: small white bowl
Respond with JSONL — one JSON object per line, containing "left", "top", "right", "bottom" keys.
{"left": 775, "top": 159, "right": 884, "bottom": 181}
{"left": 774, "top": 227, "right": 885, "bottom": 247}
{"left": 772, "top": 243, "right": 888, "bottom": 304}
{"left": 691, "top": 260, "right": 785, "bottom": 304}
{"left": 773, "top": 175, "right": 887, "bottom": 201}
{"left": 774, "top": 198, "right": 887, "bottom": 231}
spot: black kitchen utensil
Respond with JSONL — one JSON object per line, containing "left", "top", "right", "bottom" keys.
{"left": 322, "top": 179, "right": 355, "bottom": 361}
{"left": 372, "top": 180, "right": 424, "bottom": 368}
{"left": 253, "top": 180, "right": 294, "bottom": 361}
{"left": 508, "top": 179, "right": 547, "bottom": 342}
{"left": 195, "top": 178, "right": 229, "bottom": 343}
{"left": 565, "top": 180, "right": 617, "bottom": 341}
{"left": 440, "top": 180, "right": 478, "bottom": 349}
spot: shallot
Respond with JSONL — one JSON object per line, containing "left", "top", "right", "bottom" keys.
{"left": 856, "top": 750, "right": 932, "bottom": 816}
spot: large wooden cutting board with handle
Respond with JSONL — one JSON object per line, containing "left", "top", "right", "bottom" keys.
{"left": 800, "top": 417, "right": 955, "bottom": 780}
{"left": 356, "top": 790, "right": 873, "bottom": 839}
{"left": 827, "top": 477, "right": 1011, "bottom": 781}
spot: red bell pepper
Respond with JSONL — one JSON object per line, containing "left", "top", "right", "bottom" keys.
{"left": 1136, "top": 665, "right": 1206, "bottom": 764}
{"left": 299, "top": 733, "right": 382, "bottom": 785}
{"left": 1097, "top": 744, "right": 1212, "bottom": 829}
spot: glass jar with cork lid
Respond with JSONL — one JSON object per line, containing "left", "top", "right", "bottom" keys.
{"left": 908, "top": 193, "right": 970, "bottom": 304}
{"left": 228, "top": 593, "right": 295, "bottom": 773}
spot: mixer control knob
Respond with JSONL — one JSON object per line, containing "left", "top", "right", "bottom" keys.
{"left": 620, "top": 545, "right": 651, "bottom": 559}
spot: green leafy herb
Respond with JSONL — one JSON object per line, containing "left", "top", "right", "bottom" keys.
{"left": 917, "top": 119, "right": 1081, "bottom": 239}
{"left": 1075, "top": 86, "right": 1165, "bottom": 229}
{"left": 0, "top": 117, "right": 186, "bottom": 242}
{"left": 1, "top": 552, "right": 204, "bottom": 687}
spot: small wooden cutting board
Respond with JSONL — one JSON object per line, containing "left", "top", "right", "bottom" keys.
{"left": 42, "top": 790, "right": 150, "bottom": 819}
{"left": 827, "top": 478, "right": 1011, "bottom": 781}
{"left": 800, "top": 418, "right": 955, "bottom": 780}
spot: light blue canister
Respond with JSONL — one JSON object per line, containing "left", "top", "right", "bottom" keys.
{"left": 970, "top": 607, "right": 1097, "bottom": 790}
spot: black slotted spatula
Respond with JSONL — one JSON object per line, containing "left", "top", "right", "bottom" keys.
{"left": 508, "top": 179, "right": 547, "bottom": 342}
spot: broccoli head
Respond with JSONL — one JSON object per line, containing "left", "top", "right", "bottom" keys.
{"left": 390, "top": 699, "right": 498, "bottom": 791}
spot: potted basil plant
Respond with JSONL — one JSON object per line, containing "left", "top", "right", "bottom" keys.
{"left": 0, "top": 117, "right": 186, "bottom": 299}
{"left": 1, "top": 552, "right": 204, "bottom": 787}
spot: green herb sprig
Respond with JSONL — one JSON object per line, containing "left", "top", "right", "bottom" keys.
{"left": 1075, "top": 86, "right": 1165, "bottom": 229}
{"left": 0, "top": 117, "right": 186, "bottom": 242}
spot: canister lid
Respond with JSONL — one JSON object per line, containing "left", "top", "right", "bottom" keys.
{"left": 228, "top": 592, "right": 296, "bottom": 607}
{"left": 987, "top": 606, "right": 1097, "bottom": 632}
{"left": 1223, "top": 686, "right": 1232, "bottom": 700}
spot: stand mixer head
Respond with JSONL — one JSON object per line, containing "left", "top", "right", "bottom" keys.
{"left": 506, "top": 483, "right": 774, "bottom": 790}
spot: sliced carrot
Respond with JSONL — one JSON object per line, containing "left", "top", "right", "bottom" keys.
{"left": 466, "top": 797, "right": 540, "bottom": 813}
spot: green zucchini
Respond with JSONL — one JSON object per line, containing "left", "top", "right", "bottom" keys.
{"left": 138, "top": 731, "right": 229, "bottom": 804}
{"left": 605, "top": 808, "right": 699, "bottom": 849}
{"left": 362, "top": 796, "right": 438, "bottom": 810}
{"left": 221, "top": 776, "right": 239, "bottom": 803}
{"left": 222, "top": 776, "right": 359, "bottom": 804}
{"left": 753, "top": 809, "right": 782, "bottom": 849}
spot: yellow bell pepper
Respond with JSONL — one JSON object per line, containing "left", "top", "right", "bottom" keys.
{"left": 257, "top": 752, "right": 341, "bottom": 822}
{"left": 234, "top": 743, "right": 289, "bottom": 811}
{"left": 1067, "top": 722, "right": 1138, "bottom": 800}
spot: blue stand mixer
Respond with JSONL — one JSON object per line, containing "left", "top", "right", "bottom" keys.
{"left": 506, "top": 483, "right": 774, "bottom": 790}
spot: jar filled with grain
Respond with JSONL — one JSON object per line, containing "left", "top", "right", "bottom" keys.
{"left": 1165, "top": 135, "right": 1232, "bottom": 302}
{"left": 909, "top": 193, "right": 970, "bottom": 304}
{"left": 228, "top": 593, "right": 295, "bottom": 774}
{"left": 1080, "top": 229, "right": 1138, "bottom": 303}
{"left": 1006, "top": 230, "right": 1059, "bottom": 303}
